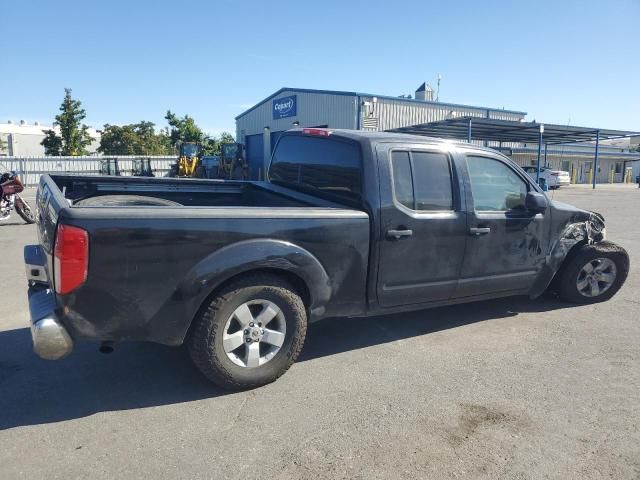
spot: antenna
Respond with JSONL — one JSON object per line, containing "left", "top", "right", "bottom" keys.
{"left": 436, "top": 73, "right": 442, "bottom": 102}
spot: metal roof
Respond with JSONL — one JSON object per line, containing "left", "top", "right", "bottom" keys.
{"left": 389, "top": 117, "right": 640, "bottom": 145}
{"left": 507, "top": 147, "right": 640, "bottom": 159}
{"left": 235, "top": 87, "right": 527, "bottom": 120}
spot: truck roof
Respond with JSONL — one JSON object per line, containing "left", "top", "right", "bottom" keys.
{"left": 284, "top": 128, "right": 499, "bottom": 155}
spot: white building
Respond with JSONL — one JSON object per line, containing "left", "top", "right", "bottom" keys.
{"left": 0, "top": 120, "right": 101, "bottom": 156}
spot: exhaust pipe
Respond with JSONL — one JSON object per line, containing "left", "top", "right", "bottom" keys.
{"left": 99, "top": 341, "right": 114, "bottom": 354}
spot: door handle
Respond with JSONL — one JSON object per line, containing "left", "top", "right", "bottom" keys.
{"left": 387, "top": 229, "right": 413, "bottom": 240}
{"left": 469, "top": 227, "right": 491, "bottom": 236}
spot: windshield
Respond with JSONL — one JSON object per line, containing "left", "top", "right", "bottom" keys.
{"left": 181, "top": 144, "right": 199, "bottom": 157}
{"left": 222, "top": 143, "right": 239, "bottom": 158}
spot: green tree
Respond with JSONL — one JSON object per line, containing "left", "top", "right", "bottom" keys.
{"left": 40, "top": 129, "right": 63, "bottom": 156}
{"left": 0, "top": 135, "right": 6, "bottom": 153}
{"left": 98, "top": 121, "right": 172, "bottom": 155}
{"left": 218, "top": 132, "right": 235, "bottom": 145}
{"left": 202, "top": 132, "right": 236, "bottom": 156}
{"left": 41, "top": 88, "right": 93, "bottom": 156}
{"left": 164, "top": 111, "right": 204, "bottom": 146}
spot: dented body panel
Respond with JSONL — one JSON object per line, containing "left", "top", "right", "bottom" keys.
{"left": 529, "top": 201, "right": 606, "bottom": 298}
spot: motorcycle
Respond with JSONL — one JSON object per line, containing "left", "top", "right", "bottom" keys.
{"left": 1, "top": 168, "right": 36, "bottom": 224}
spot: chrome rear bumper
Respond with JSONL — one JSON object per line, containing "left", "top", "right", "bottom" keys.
{"left": 28, "top": 287, "right": 73, "bottom": 360}
{"left": 25, "top": 245, "right": 73, "bottom": 360}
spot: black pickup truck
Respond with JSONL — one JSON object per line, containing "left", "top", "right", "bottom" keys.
{"left": 25, "top": 128, "right": 629, "bottom": 389}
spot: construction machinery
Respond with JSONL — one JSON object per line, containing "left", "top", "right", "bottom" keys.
{"left": 168, "top": 141, "right": 248, "bottom": 180}
{"left": 99, "top": 158, "right": 154, "bottom": 177}
{"left": 169, "top": 142, "right": 202, "bottom": 178}
{"left": 218, "top": 143, "right": 248, "bottom": 180}
{"left": 99, "top": 159, "right": 121, "bottom": 176}
{"left": 132, "top": 158, "right": 154, "bottom": 177}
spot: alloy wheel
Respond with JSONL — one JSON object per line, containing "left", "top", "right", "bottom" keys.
{"left": 576, "top": 257, "right": 617, "bottom": 298}
{"left": 222, "top": 300, "right": 286, "bottom": 368}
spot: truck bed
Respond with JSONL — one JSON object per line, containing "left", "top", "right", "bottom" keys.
{"left": 35, "top": 174, "right": 371, "bottom": 346}
{"left": 49, "top": 174, "right": 339, "bottom": 209}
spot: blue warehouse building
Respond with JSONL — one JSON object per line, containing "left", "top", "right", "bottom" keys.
{"left": 235, "top": 84, "right": 640, "bottom": 183}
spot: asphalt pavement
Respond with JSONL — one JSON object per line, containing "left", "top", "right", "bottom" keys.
{"left": 0, "top": 185, "right": 638, "bottom": 479}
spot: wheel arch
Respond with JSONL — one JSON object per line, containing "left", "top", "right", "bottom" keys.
{"left": 529, "top": 218, "right": 603, "bottom": 298}
{"left": 178, "top": 239, "right": 331, "bottom": 342}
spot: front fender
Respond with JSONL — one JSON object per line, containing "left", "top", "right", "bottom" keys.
{"left": 178, "top": 239, "right": 332, "bottom": 318}
{"left": 529, "top": 212, "right": 605, "bottom": 298}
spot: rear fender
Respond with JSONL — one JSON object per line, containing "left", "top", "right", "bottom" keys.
{"left": 178, "top": 239, "right": 331, "bottom": 319}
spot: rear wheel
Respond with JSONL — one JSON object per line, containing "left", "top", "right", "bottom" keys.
{"left": 188, "top": 274, "right": 307, "bottom": 390}
{"left": 15, "top": 195, "right": 36, "bottom": 224}
{"left": 556, "top": 241, "right": 629, "bottom": 304}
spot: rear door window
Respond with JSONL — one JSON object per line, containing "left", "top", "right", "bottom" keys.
{"left": 390, "top": 150, "right": 454, "bottom": 211}
{"left": 390, "top": 151, "right": 413, "bottom": 209}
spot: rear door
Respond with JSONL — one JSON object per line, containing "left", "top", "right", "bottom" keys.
{"left": 455, "top": 153, "right": 549, "bottom": 297}
{"left": 376, "top": 144, "right": 467, "bottom": 307}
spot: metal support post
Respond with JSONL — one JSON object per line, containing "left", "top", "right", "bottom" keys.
{"left": 536, "top": 125, "right": 544, "bottom": 184}
{"left": 592, "top": 130, "right": 600, "bottom": 189}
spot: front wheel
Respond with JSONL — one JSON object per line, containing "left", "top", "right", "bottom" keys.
{"left": 14, "top": 195, "right": 36, "bottom": 224}
{"left": 556, "top": 241, "right": 629, "bottom": 304}
{"left": 188, "top": 274, "right": 308, "bottom": 390}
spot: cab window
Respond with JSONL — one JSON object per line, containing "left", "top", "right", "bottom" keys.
{"left": 466, "top": 156, "right": 528, "bottom": 211}
{"left": 391, "top": 150, "right": 454, "bottom": 211}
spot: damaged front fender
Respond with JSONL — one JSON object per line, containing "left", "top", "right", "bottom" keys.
{"left": 529, "top": 210, "right": 605, "bottom": 298}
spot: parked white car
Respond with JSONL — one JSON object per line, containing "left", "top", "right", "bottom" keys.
{"left": 522, "top": 166, "right": 571, "bottom": 189}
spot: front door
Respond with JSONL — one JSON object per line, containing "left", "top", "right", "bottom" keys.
{"left": 377, "top": 145, "right": 467, "bottom": 308}
{"left": 455, "top": 153, "right": 549, "bottom": 297}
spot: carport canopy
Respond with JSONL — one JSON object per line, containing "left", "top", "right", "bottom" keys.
{"left": 389, "top": 116, "right": 639, "bottom": 145}
{"left": 389, "top": 117, "right": 640, "bottom": 188}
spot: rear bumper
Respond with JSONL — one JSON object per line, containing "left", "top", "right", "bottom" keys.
{"left": 25, "top": 245, "right": 73, "bottom": 360}
{"left": 28, "top": 287, "right": 73, "bottom": 360}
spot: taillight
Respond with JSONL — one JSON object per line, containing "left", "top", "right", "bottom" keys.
{"left": 302, "top": 128, "right": 331, "bottom": 137}
{"left": 54, "top": 224, "right": 89, "bottom": 294}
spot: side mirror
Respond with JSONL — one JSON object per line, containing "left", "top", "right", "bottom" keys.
{"left": 525, "top": 191, "right": 548, "bottom": 213}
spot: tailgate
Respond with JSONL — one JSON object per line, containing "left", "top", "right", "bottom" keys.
{"left": 35, "top": 175, "right": 70, "bottom": 278}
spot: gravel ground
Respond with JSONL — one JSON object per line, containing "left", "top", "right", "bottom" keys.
{"left": 0, "top": 185, "right": 638, "bottom": 479}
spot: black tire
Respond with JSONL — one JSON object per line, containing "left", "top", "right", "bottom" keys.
{"left": 188, "top": 274, "right": 307, "bottom": 390}
{"left": 75, "top": 195, "right": 182, "bottom": 207}
{"left": 556, "top": 241, "right": 629, "bottom": 304}
{"left": 15, "top": 196, "right": 36, "bottom": 224}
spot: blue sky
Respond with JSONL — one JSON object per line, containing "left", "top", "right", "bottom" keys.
{"left": 2, "top": 0, "right": 638, "bottom": 136}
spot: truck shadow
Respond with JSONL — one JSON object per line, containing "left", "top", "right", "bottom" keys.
{"left": 299, "top": 295, "right": 577, "bottom": 362}
{"left": 0, "top": 295, "right": 577, "bottom": 430}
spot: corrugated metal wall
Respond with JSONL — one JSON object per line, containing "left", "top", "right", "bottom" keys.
{"left": 360, "top": 96, "right": 524, "bottom": 132}
{"left": 0, "top": 156, "right": 175, "bottom": 187}
{"left": 236, "top": 91, "right": 358, "bottom": 140}
{"left": 236, "top": 89, "right": 526, "bottom": 177}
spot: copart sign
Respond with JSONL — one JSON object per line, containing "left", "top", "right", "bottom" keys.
{"left": 272, "top": 95, "right": 297, "bottom": 119}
